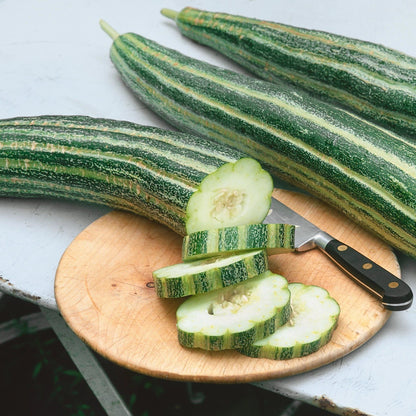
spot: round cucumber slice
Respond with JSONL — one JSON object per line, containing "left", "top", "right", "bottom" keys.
{"left": 176, "top": 271, "right": 291, "bottom": 350}
{"left": 185, "top": 158, "right": 273, "bottom": 234}
{"left": 239, "top": 283, "right": 340, "bottom": 360}
{"left": 182, "top": 223, "right": 295, "bottom": 261}
{"left": 153, "top": 249, "right": 268, "bottom": 298}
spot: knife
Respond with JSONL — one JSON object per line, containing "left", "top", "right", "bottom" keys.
{"left": 264, "top": 196, "right": 413, "bottom": 311}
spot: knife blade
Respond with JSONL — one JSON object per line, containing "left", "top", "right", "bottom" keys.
{"left": 264, "top": 197, "right": 413, "bottom": 311}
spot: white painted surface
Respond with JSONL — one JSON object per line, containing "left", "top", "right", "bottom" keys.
{"left": 0, "top": 0, "right": 415, "bottom": 414}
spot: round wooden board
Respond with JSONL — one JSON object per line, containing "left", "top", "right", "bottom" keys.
{"left": 55, "top": 189, "right": 399, "bottom": 383}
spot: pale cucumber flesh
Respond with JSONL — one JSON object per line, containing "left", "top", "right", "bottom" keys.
{"left": 239, "top": 283, "right": 340, "bottom": 359}
{"left": 176, "top": 271, "right": 291, "bottom": 350}
{"left": 185, "top": 158, "right": 273, "bottom": 234}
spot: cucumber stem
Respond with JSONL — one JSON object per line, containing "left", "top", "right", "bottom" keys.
{"left": 161, "top": 8, "right": 179, "bottom": 20}
{"left": 99, "top": 19, "right": 120, "bottom": 40}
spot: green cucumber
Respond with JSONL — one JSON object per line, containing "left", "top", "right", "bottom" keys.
{"left": 176, "top": 270, "right": 290, "bottom": 350}
{"left": 185, "top": 157, "right": 273, "bottom": 234}
{"left": 162, "top": 7, "right": 416, "bottom": 138}
{"left": 182, "top": 223, "right": 295, "bottom": 261}
{"left": 0, "top": 116, "right": 276, "bottom": 236}
{"left": 100, "top": 21, "right": 416, "bottom": 258}
{"left": 239, "top": 283, "right": 340, "bottom": 360}
{"left": 153, "top": 249, "right": 268, "bottom": 298}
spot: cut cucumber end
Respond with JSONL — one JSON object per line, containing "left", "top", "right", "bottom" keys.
{"left": 185, "top": 158, "right": 274, "bottom": 234}
{"left": 176, "top": 271, "right": 291, "bottom": 350}
{"left": 239, "top": 283, "right": 340, "bottom": 360}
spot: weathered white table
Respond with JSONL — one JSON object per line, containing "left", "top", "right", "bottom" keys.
{"left": 1, "top": 0, "right": 416, "bottom": 415}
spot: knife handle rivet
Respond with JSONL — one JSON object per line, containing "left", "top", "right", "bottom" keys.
{"left": 362, "top": 262, "right": 373, "bottom": 270}
{"left": 388, "top": 282, "right": 399, "bottom": 289}
{"left": 337, "top": 244, "right": 348, "bottom": 252}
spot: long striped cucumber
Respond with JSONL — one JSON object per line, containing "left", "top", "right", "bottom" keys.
{"left": 162, "top": 7, "right": 416, "bottom": 139}
{"left": 0, "top": 115, "right": 274, "bottom": 236}
{"left": 182, "top": 223, "right": 295, "bottom": 261}
{"left": 239, "top": 283, "right": 340, "bottom": 360}
{"left": 100, "top": 21, "right": 416, "bottom": 258}
{"left": 153, "top": 249, "right": 268, "bottom": 298}
{"left": 176, "top": 270, "right": 291, "bottom": 350}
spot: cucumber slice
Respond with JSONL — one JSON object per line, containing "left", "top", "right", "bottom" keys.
{"left": 176, "top": 271, "right": 291, "bottom": 350}
{"left": 182, "top": 223, "right": 295, "bottom": 261}
{"left": 239, "top": 283, "right": 340, "bottom": 360}
{"left": 185, "top": 158, "right": 273, "bottom": 234}
{"left": 153, "top": 249, "right": 268, "bottom": 298}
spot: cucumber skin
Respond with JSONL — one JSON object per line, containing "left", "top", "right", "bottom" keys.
{"left": 167, "top": 7, "right": 416, "bottom": 138}
{"left": 0, "top": 115, "right": 246, "bottom": 236}
{"left": 154, "top": 249, "right": 268, "bottom": 298}
{"left": 239, "top": 324, "right": 337, "bottom": 360}
{"left": 107, "top": 30, "right": 416, "bottom": 258}
{"left": 182, "top": 223, "right": 295, "bottom": 261}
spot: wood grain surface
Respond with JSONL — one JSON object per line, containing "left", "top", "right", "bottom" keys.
{"left": 55, "top": 189, "right": 399, "bottom": 383}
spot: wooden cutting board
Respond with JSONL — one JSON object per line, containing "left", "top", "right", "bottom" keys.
{"left": 55, "top": 189, "right": 399, "bottom": 383}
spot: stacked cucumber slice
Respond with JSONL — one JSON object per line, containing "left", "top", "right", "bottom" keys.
{"left": 177, "top": 271, "right": 291, "bottom": 350}
{"left": 152, "top": 158, "right": 340, "bottom": 359}
{"left": 239, "top": 283, "right": 340, "bottom": 359}
{"left": 154, "top": 249, "right": 268, "bottom": 298}
{"left": 182, "top": 223, "right": 295, "bottom": 261}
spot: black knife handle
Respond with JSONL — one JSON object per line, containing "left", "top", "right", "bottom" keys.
{"left": 321, "top": 238, "right": 413, "bottom": 311}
